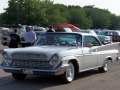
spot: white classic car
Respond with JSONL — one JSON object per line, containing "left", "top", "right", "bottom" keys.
{"left": 1, "top": 32, "right": 119, "bottom": 83}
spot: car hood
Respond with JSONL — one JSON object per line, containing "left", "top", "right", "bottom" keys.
{"left": 4, "top": 46, "right": 78, "bottom": 57}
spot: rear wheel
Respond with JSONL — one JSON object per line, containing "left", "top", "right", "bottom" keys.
{"left": 12, "top": 73, "right": 27, "bottom": 80}
{"left": 98, "top": 61, "right": 108, "bottom": 73}
{"left": 61, "top": 62, "right": 75, "bottom": 83}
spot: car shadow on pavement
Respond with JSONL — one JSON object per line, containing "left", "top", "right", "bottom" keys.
{"left": 0, "top": 75, "right": 65, "bottom": 90}
{"left": 0, "top": 69, "right": 102, "bottom": 90}
{"left": 74, "top": 69, "right": 100, "bottom": 80}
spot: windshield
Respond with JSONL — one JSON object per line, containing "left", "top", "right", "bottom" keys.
{"left": 35, "top": 33, "right": 82, "bottom": 47}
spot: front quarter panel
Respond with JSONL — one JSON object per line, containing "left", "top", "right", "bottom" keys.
{"left": 58, "top": 48, "right": 83, "bottom": 71}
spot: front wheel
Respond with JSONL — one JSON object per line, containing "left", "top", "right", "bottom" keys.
{"left": 61, "top": 62, "right": 75, "bottom": 83}
{"left": 98, "top": 61, "right": 108, "bottom": 73}
{"left": 12, "top": 73, "right": 27, "bottom": 80}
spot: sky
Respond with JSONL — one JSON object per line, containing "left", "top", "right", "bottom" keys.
{"left": 0, "top": 0, "right": 120, "bottom": 15}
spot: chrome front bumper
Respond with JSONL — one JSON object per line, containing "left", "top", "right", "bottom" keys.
{"left": 0, "top": 65, "right": 68, "bottom": 75}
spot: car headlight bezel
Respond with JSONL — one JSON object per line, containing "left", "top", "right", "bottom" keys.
{"left": 2, "top": 51, "right": 8, "bottom": 59}
{"left": 2, "top": 51, "right": 12, "bottom": 64}
{"left": 49, "top": 54, "right": 58, "bottom": 66}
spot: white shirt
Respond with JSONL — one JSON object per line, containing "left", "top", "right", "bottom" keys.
{"left": 24, "top": 31, "right": 36, "bottom": 43}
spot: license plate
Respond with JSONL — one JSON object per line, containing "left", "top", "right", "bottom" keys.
{"left": 23, "top": 68, "right": 33, "bottom": 74}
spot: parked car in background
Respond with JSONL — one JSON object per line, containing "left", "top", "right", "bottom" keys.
{"left": 76, "top": 29, "right": 97, "bottom": 36}
{"left": 54, "top": 24, "right": 80, "bottom": 32}
{"left": 55, "top": 28, "right": 72, "bottom": 32}
{"left": 0, "top": 27, "right": 12, "bottom": 45}
{"left": 76, "top": 30, "right": 112, "bottom": 44}
{"left": 98, "top": 30, "right": 120, "bottom": 42}
{"left": 1, "top": 32, "right": 119, "bottom": 83}
{"left": 98, "top": 30, "right": 120, "bottom": 36}
{"left": 0, "top": 25, "right": 27, "bottom": 46}
{"left": 18, "top": 25, "right": 26, "bottom": 37}
{"left": 94, "top": 30, "right": 101, "bottom": 35}
{"left": 97, "top": 35, "right": 112, "bottom": 44}
{"left": 34, "top": 27, "right": 46, "bottom": 37}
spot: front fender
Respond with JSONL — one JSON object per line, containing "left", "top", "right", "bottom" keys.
{"left": 62, "top": 55, "right": 78, "bottom": 61}
{"left": 61, "top": 55, "right": 79, "bottom": 67}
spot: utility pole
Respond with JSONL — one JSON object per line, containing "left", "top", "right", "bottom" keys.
{"left": 17, "top": 0, "right": 19, "bottom": 27}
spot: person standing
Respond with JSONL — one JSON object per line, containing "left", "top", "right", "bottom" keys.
{"left": 24, "top": 26, "right": 36, "bottom": 46}
{"left": 8, "top": 29, "right": 20, "bottom": 48}
{"left": 46, "top": 26, "right": 55, "bottom": 32}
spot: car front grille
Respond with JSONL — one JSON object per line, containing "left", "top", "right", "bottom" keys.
{"left": 12, "top": 53, "right": 47, "bottom": 60}
{"left": 11, "top": 60, "right": 52, "bottom": 69}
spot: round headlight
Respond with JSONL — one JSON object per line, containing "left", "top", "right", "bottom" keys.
{"left": 49, "top": 55, "right": 58, "bottom": 66}
{"left": 2, "top": 52, "right": 8, "bottom": 59}
{"left": 52, "top": 55, "right": 58, "bottom": 61}
{"left": 2, "top": 52, "right": 12, "bottom": 64}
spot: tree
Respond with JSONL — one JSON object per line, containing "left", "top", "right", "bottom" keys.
{"left": 46, "top": 4, "right": 67, "bottom": 26}
{"left": 1, "top": 0, "right": 120, "bottom": 29}
{"left": 2, "top": 0, "right": 67, "bottom": 26}
{"left": 84, "top": 6, "right": 111, "bottom": 29}
{"left": 109, "top": 14, "right": 120, "bottom": 29}
{"left": 2, "top": 0, "right": 49, "bottom": 26}
{"left": 68, "top": 6, "right": 92, "bottom": 29}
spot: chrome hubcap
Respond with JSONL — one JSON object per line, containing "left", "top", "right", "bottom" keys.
{"left": 66, "top": 63, "right": 74, "bottom": 82}
{"left": 104, "top": 63, "right": 108, "bottom": 71}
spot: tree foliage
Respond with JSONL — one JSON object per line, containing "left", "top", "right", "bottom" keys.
{"left": 68, "top": 6, "right": 92, "bottom": 29}
{"left": 109, "top": 14, "right": 120, "bottom": 30}
{"left": 84, "top": 6, "right": 111, "bottom": 29}
{"left": 0, "top": 0, "right": 120, "bottom": 29}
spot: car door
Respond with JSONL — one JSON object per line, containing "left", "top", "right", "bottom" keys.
{"left": 82, "top": 36, "right": 101, "bottom": 70}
